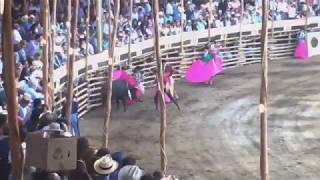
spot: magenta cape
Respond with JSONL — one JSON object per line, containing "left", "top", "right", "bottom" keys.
{"left": 294, "top": 40, "right": 308, "bottom": 60}
{"left": 112, "top": 70, "right": 144, "bottom": 104}
{"left": 185, "top": 59, "right": 218, "bottom": 83}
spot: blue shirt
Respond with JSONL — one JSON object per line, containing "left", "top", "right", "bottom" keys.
{"left": 18, "top": 48, "right": 27, "bottom": 63}
{"left": 25, "top": 40, "right": 40, "bottom": 58}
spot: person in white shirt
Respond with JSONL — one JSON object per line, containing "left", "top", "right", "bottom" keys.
{"left": 13, "top": 24, "right": 22, "bottom": 45}
{"left": 288, "top": 3, "right": 297, "bottom": 19}
{"left": 166, "top": 1, "right": 174, "bottom": 16}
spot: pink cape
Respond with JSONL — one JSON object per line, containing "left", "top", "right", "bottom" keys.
{"left": 112, "top": 70, "right": 144, "bottom": 104}
{"left": 294, "top": 40, "right": 308, "bottom": 60}
{"left": 185, "top": 59, "right": 217, "bottom": 83}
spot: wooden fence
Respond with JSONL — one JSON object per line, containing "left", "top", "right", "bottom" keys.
{"left": 52, "top": 17, "right": 320, "bottom": 117}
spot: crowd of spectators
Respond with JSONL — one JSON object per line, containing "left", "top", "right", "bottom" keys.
{"left": 0, "top": 112, "right": 180, "bottom": 180}
{"left": 0, "top": 0, "right": 318, "bottom": 110}
{"left": 0, "top": 0, "right": 320, "bottom": 179}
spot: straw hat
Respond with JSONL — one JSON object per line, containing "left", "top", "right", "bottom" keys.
{"left": 94, "top": 155, "right": 119, "bottom": 175}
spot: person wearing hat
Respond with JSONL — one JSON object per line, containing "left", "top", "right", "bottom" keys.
{"left": 94, "top": 155, "right": 119, "bottom": 180}
{"left": 18, "top": 93, "right": 32, "bottom": 125}
{"left": 118, "top": 165, "right": 144, "bottom": 180}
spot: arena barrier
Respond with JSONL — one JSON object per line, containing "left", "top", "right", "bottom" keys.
{"left": 52, "top": 17, "right": 320, "bottom": 117}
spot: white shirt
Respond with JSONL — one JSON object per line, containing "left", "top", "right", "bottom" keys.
{"left": 288, "top": 6, "right": 297, "bottom": 18}
{"left": 13, "top": 29, "right": 22, "bottom": 44}
{"left": 166, "top": 3, "right": 173, "bottom": 15}
{"left": 277, "top": 2, "right": 288, "bottom": 13}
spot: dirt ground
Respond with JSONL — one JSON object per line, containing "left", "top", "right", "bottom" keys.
{"left": 81, "top": 56, "right": 320, "bottom": 180}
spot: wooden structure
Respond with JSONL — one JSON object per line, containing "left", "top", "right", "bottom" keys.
{"left": 152, "top": 0, "right": 168, "bottom": 175}
{"left": 102, "top": 0, "right": 120, "bottom": 148}
{"left": 65, "top": 0, "right": 79, "bottom": 126}
{"left": 41, "top": 0, "right": 50, "bottom": 108}
{"left": 3, "top": 1, "right": 23, "bottom": 179}
{"left": 260, "top": 0, "right": 269, "bottom": 179}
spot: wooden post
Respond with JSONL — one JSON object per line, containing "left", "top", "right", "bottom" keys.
{"left": 50, "top": 0, "right": 57, "bottom": 111}
{"left": 179, "top": 0, "right": 184, "bottom": 53}
{"left": 85, "top": 0, "right": 91, "bottom": 80}
{"left": 207, "top": 0, "right": 213, "bottom": 44}
{"left": 65, "top": 0, "right": 79, "bottom": 127}
{"left": 260, "top": 0, "right": 269, "bottom": 180}
{"left": 238, "top": 0, "right": 245, "bottom": 65}
{"left": 128, "top": 0, "right": 133, "bottom": 67}
{"left": 3, "top": 1, "right": 23, "bottom": 179}
{"left": 42, "top": 0, "right": 50, "bottom": 109}
{"left": 96, "top": 0, "right": 103, "bottom": 52}
{"left": 304, "top": 1, "right": 309, "bottom": 31}
{"left": 102, "top": 0, "right": 120, "bottom": 148}
{"left": 271, "top": 0, "right": 275, "bottom": 39}
{"left": 152, "top": 0, "right": 168, "bottom": 176}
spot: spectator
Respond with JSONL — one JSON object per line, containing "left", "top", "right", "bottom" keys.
{"left": 118, "top": 165, "right": 144, "bottom": 180}
{"left": 94, "top": 155, "right": 119, "bottom": 180}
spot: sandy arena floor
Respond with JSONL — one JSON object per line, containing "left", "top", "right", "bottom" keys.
{"left": 81, "top": 56, "right": 320, "bottom": 180}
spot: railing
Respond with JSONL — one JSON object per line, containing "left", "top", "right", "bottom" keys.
{"left": 53, "top": 17, "right": 320, "bottom": 117}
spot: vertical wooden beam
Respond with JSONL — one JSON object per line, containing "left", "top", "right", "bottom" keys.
{"left": 42, "top": 0, "right": 50, "bottom": 109}
{"left": 152, "top": 0, "right": 168, "bottom": 176}
{"left": 208, "top": 0, "right": 213, "bottom": 44}
{"left": 260, "top": 0, "right": 269, "bottom": 180}
{"left": 96, "top": 0, "right": 103, "bottom": 52}
{"left": 180, "top": 0, "right": 184, "bottom": 53}
{"left": 271, "top": 0, "right": 275, "bottom": 39}
{"left": 304, "top": 1, "right": 309, "bottom": 31}
{"left": 128, "top": 0, "right": 133, "bottom": 67}
{"left": 65, "top": 0, "right": 79, "bottom": 128}
{"left": 3, "top": 1, "right": 23, "bottom": 179}
{"left": 50, "top": 0, "right": 57, "bottom": 111}
{"left": 102, "top": 0, "right": 120, "bottom": 148}
{"left": 85, "top": 0, "right": 91, "bottom": 80}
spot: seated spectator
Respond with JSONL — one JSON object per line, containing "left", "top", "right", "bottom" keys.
{"left": 94, "top": 155, "right": 119, "bottom": 180}
{"left": 118, "top": 165, "right": 144, "bottom": 180}
{"left": 0, "top": 113, "right": 10, "bottom": 180}
{"left": 18, "top": 93, "right": 32, "bottom": 125}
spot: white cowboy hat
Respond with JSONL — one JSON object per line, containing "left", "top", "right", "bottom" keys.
{"left": 118, "top": 165, "right": 144, "bottom": 180}
{"left": 94, "top": 155, "right": 118, "bottom": 175}
{"left": 22, "top": 93, "right": 32, "bottom": 102}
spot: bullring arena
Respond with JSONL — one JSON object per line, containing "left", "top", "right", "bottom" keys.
{"left": 2, "top": 0, "right": 320, "bottom": 179}
{"left": 61, "top": 18, "right": 320, "bottom": 180}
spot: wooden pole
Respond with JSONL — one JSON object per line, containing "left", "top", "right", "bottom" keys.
{"left": 271, "top": 0, "right": 275, "bottom": 39}
{"left": 179, "top": 0, "right": 184, "bottom": 53}
{"left": 102, "top": 0, "right": 120, "bottom": 148}
{"left": 127, "top": 0, "right": 133, "bottom": 67}
{"left": 207, "top": 0, "right": 213, "bottom": 44}
{"left": 152, "top": 0, "right": 168, "bottom": 176}
{"left": 3, "top": 1, "right": 23, "bottom": 179}
{"left": 42, "top": 0, "right": 50, "bottom": 109}
{"left": 260, "top": 0, "right": 269, "bottom": 180}
{"left": 304, "top": 1, "right": 309, "bottom": 31}
{"left": 65, "top": 0, "right": 79, "bottom": 128}
{"left": 239, "top": 0, "right": 244, "bottom": 42}
{"left": 50, "top": 0, "right": 57, "bottom": 111}
{"left": 85, "top": 0, "right": 91, "bottom": 80}
{"left": 96, "top": 0, "right": 103, "bottom": 52}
